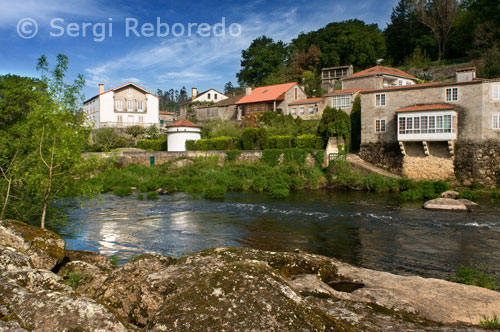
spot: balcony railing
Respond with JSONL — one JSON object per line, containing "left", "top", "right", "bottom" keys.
{"left": 100, "top": 122, "right": 158, "bottom": 128}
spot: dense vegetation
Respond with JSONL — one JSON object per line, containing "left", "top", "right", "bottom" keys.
{"left": 235, "top": 0, "right": 500, "bottom": 92}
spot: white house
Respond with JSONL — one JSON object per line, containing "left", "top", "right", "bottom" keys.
{"left": 179, "top": 87, "right": 228, "bottom": 119}
{"left": 83, "top": 82, "right": 159, "bottom": 129}
{"left": 167, "top": 119, "right": 201, "bottom": 151}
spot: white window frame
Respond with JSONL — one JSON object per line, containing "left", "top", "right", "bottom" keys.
{"left": 214, "top": 94, "right": 217, "bottom": 100}
{"left": 207, "top": 93, "right": 211, "bottom": 99}
{"left": 309, "top": 106, "right": 314, "bottom": 115}
{"left": 299, "top": 107, "right": 305, "bottom": 115}
{"left": 493, "top": 114, "right": 500, "bottom": 130}
{"left": 116, "top": 100, "right": 123, "bottom": 111}
{"left": 493, "top": 85, "right": 500, "bottom": 100}
{"left": 332, "top": 95, "right": 351, "bottom": 109}
{"left": 446, "top": 87, "right": 459, "bottom": 102}
{"left": 138, "top": 116, "right": 144, "bottom": 123}
{"left": 127, "top": 101, "right": 134, "bottom": 112}
{"left": 375, "top": 119, "right": 386, "bottom": 133}
{"left": 291, "top": 108, "right": 296, "bottom": 115}
{"left": 376, "top": 93, "right": 386, "bottom": 106}
{"left": 117, "top": 115, "right": 123, "bottom": 123}
{"left": 137, "top": 101, "right": 143, "bottom": 112}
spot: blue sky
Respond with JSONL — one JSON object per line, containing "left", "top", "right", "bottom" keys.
{"left": 0, "top": 0, "right": 398, "bottom": 99}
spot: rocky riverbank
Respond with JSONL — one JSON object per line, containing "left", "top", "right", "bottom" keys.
{"left": 0, "top": 219, "right": 498, "bottom": 332}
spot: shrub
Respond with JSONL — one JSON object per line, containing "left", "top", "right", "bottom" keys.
{"left": 109, "top": 255, "right": 120, "bottom": 266}
{"left": 144, "top": 125, "right": 160, "bottom": 139}
{"left": 458, "top": 190, "right": 478, "bottom": 202}
{"left": 266, "top": 135, "right": 293, "bottom": 149}
{"left": 95, "top": 128, "right": 121, "bottom": 151}
{"left": 212, "top": 136, "right": 233, "bottom": 150}
{"left": 147, "top": 191, "right": 158, "bottom": 199}
{"left": 295, "top": 134, "right": 323, "bottom": 149}
{"left": 137, "top": 139, "right": 167, "bottom": 151}
{"left": 242, "top": 127, "right": 267, "bottom": 150}
{"left": 113, "top": 186, "right": 132, "bottom": 197}
{"left": 318, "top": 106, "right": 351, "bottom": 151}
{"left": 480, "top": 313, "right": 499, "bottom": 329}
{"left": 126, "top": 125, "right": 145, "bottom": 138}
{"left": 350, "top": 96, "right": 361, "bottom": 152}
{"left": 185, "top": 140, "right": 196, "bottom": 151}
{"left": 64, "top": 270, "right": 87, "bottom": 289}
{"left": 283, "top": 148, "right": 308, "bottom": 165}
{"left": 262, "top": 149, "right": 282, "bottom": 166}
{"left": 269, "top": 185, "right": 289, "bottom": 199}
{"left": 226, "top": 149, "right": 242, "bottom": 162}
{"left": 203, "top": 185, "right": 226, "bottom": 200}
{"left": 137, "top": 193, "right": 144, "bottom": 200}
{"left": 195, "top": 139, "right": 216, "bottom": 150}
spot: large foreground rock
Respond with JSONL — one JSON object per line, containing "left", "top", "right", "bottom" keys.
{"left": 0, "top": 219, "right": 65, "bottom": 270}
{"left": 423, "top": 198, "right": 469, "bottom": 211}
{"left": 1, "top": 220, "right": 499, "bottom": 331}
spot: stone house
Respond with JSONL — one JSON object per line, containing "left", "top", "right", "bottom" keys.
{"left": 359, "top": 68, "right": 500, "bottom": 183}
{"left": 193, "top": 94, "right": 244, "bottom": 122}
{"left": 323, "top": 89, "right": 361, "bottom": 115}
{"left": 179, "top": 87, "right": 228, "bottom": 119}
{"left": 159, "top": 111, "right": 175, "bottom": 130}
{"left": 342, "top": 66, "right": 417, "bottom": 91}
{"left": 321, "top": 65, "right": 353, "bottom": 91}
{"left": 83, "top": 82, "right": 159, "bottom": 129}
{"left": 288, "top": 97, "right": 325, "bottom": 119}
{"left": 235, "top": 83, "right": 307, "bottom": 118}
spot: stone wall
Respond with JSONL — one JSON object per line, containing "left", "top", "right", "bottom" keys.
{"left": 359, "top": 142, "right": 403, "bottom": 174}
{"left": 402, "top": 156, "right": 455, "bottom": 181}
{"left": 455, "top": 140, "right": 500, "bottom": 184}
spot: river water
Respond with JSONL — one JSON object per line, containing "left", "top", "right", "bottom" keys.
{"left": 57, "top": 191, "right": 500, "bottom": 280}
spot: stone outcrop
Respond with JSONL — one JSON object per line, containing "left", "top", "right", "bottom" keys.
{"left": 1, "top": 220, "right": 499, "bottom": 331}
{"left": 423, "top": 198, "right": 469, "bottom": 211}
{"left": 0, "top": 219, "right": 65, "bottom": 270}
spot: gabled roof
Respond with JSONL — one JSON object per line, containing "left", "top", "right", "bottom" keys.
{"left": 159, "top": 111, "right": 174, "bottom": 115}
{"left": 84, "top": 82, "right": 159, "bottom": 103}
{"left": 168, "top": 119, "right": 200, "bottom": 128}
{"left": 288, "top": 97, "right": 325, "bottom": 105}
{"left": 396, "top": 104, "right": 455, "bottom": 113}
{"left": 343, "top": 66, "right": 416, "bottom": 81}
{"left": 180, "top": 88, "right": 227, "bottom": 105}
{"left": 325, "top": 89, "right": 362, "bottom": 96}
{"left": 212, "top": 94, "right": 245, "bottom": 106}
{"left": 236, "top": 82, "right": 298, "bottom": 104}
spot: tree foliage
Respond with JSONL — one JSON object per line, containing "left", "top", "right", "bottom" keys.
{"left": 350, "top": 96, "right": 362, "bottom": 152}
{"left": 237, "top": 36, "right": 289, "bottom": 87}
{"left": 317, "top": 107, "right": 351, "bottom": 150}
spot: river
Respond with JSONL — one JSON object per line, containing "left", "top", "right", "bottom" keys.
{"left": 57, "top": 190, "right": 500, "bottom": 281}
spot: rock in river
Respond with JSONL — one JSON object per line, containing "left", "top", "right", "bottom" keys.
{"left": 423, "top": 198, "right": 469, "bottom": 211}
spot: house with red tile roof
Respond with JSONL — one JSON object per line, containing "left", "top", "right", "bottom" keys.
{"left": 159, "top": 110, "right": 175, "bottom": 129}
{"left": 83, "top": 82, "right": 159, "bottom": 129}
{"left": 235, "top": 82, "right": 307, "bottom": 117}
{"left": 358, "top": 67, "right": 500, "bottom": 184}
{"left": 342, "top": 66, "right": 417, "bottom": 90}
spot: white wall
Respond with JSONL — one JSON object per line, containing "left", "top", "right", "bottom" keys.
{"left": 99, "top": 92, "right": 114, "bottom": 126}
{"left": 97, "top": 90, "right": 159, "bottom": 126}
{"left": 167, "top": 127, "right": 201, "bottom": 151}
{"left": 194, "top": 89, "right": 228, "bottom": 103}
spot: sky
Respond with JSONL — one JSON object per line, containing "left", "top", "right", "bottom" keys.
{"left": 0, "top": 0, "right": 398, "bottom": 100}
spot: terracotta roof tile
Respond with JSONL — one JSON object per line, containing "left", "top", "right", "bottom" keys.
{"left": 236, "top": 83, "right": 298, "bottom": 104}
{"left": 159, "top": 111, "right": 174, "bottom": 115}
{"left": 396, "top": 104, "right": 455, "bottom": 113}
{"left": 344, "top": 66, "right": 416, "bottom": 81}
{"left": 289, "top": 97, "right": 325, "bottom": 105}
{"left": 168, "top": 119, "right": 200, "bottom": 128}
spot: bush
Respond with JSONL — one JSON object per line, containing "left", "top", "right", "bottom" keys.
{"left": 458, "top": 190, "right": 478, "bottom": 202}
{"left": 242, "top": 128, "right": 267, "bottom": 150}
{"left": 226, "top": 149, "right": 242, "bottom": 161}
{"left": 137, "top": 139, "right": 167, "bottom": 151}
{"left": 203, "top": 185, "right": 226, "bottom": 200}
{"left": 95, "top": 128, "right": 122, "bottom": 151}
{"left": 318, "top": 106, "right": 351, "bottom": 151}
{"left": 126, "top": 125, "right": 145, "bottom": 138}
{"left": 212, "top": 136, "right": 233, "bottom": 150}
{"left": 185, "top": 140, "right": 196, "bottom": 151}
{"left": 146, "top": 191, "right": 158, "bottom": 199}
{"left": 194, "top": 139, "right": 215, "bottom": 150}
{"left": 266, "top": 135, "right": 293, "bottom": 149}
{"left": 137, "top": 193, "right": 144, "bottom": 200}
{"left": 294, "top": 134, "right": 323, "bottom": 149}
{"left": 269, "top": 185, "right": 289, "bottom": 199}
{"left": 144, "top": 125, "right": 160, "bottom": 139}
{"left": 113, "top": 186, "right": 132, "bottom": 197}
{"left": 262, "top": 149, "right": 282, "bottom": 166}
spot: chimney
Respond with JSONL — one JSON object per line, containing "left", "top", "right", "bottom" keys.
{"left": 456, "top": 67, "right": 476, "bottom": 83}
{"left": 245, "top": 87, "right": 252, "bottom": 96}
{"left": 99, "top": 83, "right": 104, "bottom": 94}
{"left": 192, "top": 87, "right": 198, "bottom": 98}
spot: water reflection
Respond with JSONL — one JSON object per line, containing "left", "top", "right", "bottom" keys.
{"left": 58, "top": 191, "right": 500, "bottom": 280}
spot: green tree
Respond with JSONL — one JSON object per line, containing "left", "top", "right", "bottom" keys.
{"left": 317, "top": 106, "right": 351, "bottom": 151}
{"left": 237, "top": 36, "right": 289, "bottom": 87}
{"left": 350, "top": 96, "right": 362, "bottom": 152}
{"left": 385, "top": 0, "right": 438, "bottom": 65}
{"left": 291, "top": 20, "right": 386, "bottom": 71}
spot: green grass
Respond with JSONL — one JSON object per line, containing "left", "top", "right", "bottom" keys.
{"left": 64, "top": 270, "right": 87, "bottom": 289}
{"left": 479, "top": 313, "right": 499, "bottom": 329}
{"left": 109, "top": 254, "right": 120, "bottom": 266}
{"left": 453, "top": 266, "right": 499, "bottom": 290}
